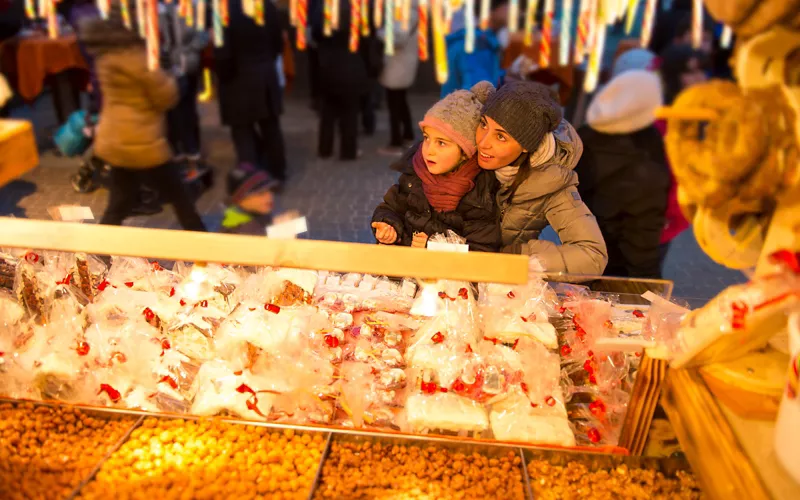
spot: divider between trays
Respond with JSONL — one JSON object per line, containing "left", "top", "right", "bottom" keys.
{"left": 66, "top": 414, "right": 145, "bottom": 500}
{"left": 307, "top": 433, "right": 334, "bottom": 500}
{"left": 519, "top": 448, "right": 535, "bottom": 500}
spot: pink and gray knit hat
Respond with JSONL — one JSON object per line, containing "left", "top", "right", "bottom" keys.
{"left": 419, "top": 81, "right": 496, "bottom": 158}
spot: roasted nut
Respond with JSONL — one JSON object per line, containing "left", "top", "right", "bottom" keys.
{"left": 314, "top": 441, "right": 525, "bottom": 499}
{"left": 0, "top": 402, "right": 135, "bottom": 500}
{"left": 78, "top": 418, "right": 325, "bottom": 500}
{"left": 527, "top": 459, "right": 703, "bottom": 499}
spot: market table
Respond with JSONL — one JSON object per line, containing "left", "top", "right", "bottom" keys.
{"left": 0, "top": 119, "right": 38, "bottom": 188}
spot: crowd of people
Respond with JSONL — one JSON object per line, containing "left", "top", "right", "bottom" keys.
{"left": 0, "top": 0, "right": 733, "bottom": 281}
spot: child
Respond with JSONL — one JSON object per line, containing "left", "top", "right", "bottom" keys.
{"left": 371, "top": 82, "right": 501, "bottom": 252}
{"left": 222, "top": 163, "right": 276, "bottom": 235}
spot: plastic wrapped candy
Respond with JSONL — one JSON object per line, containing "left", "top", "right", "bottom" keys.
{"left": 0, "top": 290, "right": 25, "bottom": 327}
{"left": 489, "top": 389, "right": 575, "bottom": 446}
{"left": 191, "top": 360, "right": 275, "bottom": 419}
{"left": 15, "top": 260, "right": 48, "bottom": 325}
{"left": 405, "top": 391, "right": 489, "bottom": 435}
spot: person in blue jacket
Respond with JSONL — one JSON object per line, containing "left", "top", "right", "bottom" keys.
{"left": 440, "top": 0, "right": 509, "bottom": 98}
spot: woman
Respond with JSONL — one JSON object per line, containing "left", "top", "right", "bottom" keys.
{"left": 215, "top": 0, "right": 286, "bottom": 184}
{"left": 476, "top": 81, "right": 608, "bottom": 275}
{"left": 79, "top": 2, "right": 205, "bottom": 231}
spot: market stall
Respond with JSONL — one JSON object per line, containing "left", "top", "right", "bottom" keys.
{"left": 0, "top": 119, "right": 39, "bottom": 188}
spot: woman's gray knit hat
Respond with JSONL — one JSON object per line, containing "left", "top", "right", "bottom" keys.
{"left": 481, "top": 81, "right": 563, "bottom": 152}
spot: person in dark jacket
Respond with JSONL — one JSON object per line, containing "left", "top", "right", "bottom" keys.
{"left": 311, "top": 0, "right": 371, "bottom": 160}
{"left": 215, "top": 0, "right": 286, "bottom": 184}
{"left": 575, "top": 65, "right": 670, "bottom": 278}
{"left": 372, "top": 82, "right": 501, "bottom": 252}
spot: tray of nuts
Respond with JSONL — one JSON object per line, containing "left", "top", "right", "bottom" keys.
{"left": 522, "top": 448, "right": 704, "bottom": 499}
{"left": 0, "top": 401, "right": 142, "bottom": 500}
{"left": 73, "top": 415, "right": 330, "bottom": 500}
{"left": 311, "top": 433, "right": 531, "bottom": 499}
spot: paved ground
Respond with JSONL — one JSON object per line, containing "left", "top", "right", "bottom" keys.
{"left": 0, "top": 89, "right": 745, "bottom": 306}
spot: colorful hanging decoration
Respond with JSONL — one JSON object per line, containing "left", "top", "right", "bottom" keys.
{"left": 385, "top": 0, "right": 395, "bottom": 55}
{"left": 720, "top": 25, "right": 733, "bottom": 49}
{"left": 374, "top": 0, "right": 384, "bottom": 29}
{"left": 691, "top": 0, "right": 703, "bottom": 49}
{"left": 136, "top": 0, "right": 146, "bottom": 37}
{"left": 443, "top": 0, "right": 453, "bottom": 34}
{"left": 25, "top": 0, "right": 36, "bottom": 20}
{"left": 640, "top": 0, "right": 657, "bottom": 49}
{"left": 254, "top": 0, "right": 265, "bottom": 26}
{"left": 508, "top": 0, "right": 519, "bottom": 34}
{"left": 479, "top": 0, "right": 489, "bottom": 30}
{"left": 47, "top": 0, "right": 58, "bottom": 39}
{"left": 465, "top": 0, "right": 476, "bottom": 53}
{"left": 539, "top": 0, "right": 553, "bottom": 69}
{"left": 584, "top": 0, "right": 606, "bottom": 92}
{"left": 213, "top": 0, "right": 223, "bottom": 47}
{"left": 120, "top": 0, "right": 132, "bottom": 29}
{"left": 324, "top": 0, "right": 333, "bottom": 36}
{"left": 574, "top": 0, "right": 590, "bottom": 64}
{"left": 290, "top": 0, "right": 298, "bottom": 26}
{"left": 401, "top": 0, "right": 411, "bottom": 32}
{"left": 559, "top": 0, "right": 573, "bottom": 67}
{"left": 221, "top": 0, "right": 229, "bottom": 27}
{"left": 332, "top": 0, "right": 340, "bottom": 30}
{"left": 297, "top": 0, "right": 308, "bottom": 49}
{"left": 432, "top": 0, "right": 448, "bottom": 84}
{"left": 349, "top": 0, "right": 361, "bottom": 52}
{"left": 523, "top": 0, "right": 539, "bottom": 47}
{"left": 186, "top": 0, "right": 195, "bottom": 27}
{"left": 146, "top": 0, "right": 160, "bottom": 71}
{"left": 418, "top": 0, "right": 430, "bottom": 61}
{"left": 624, "top": 0, "right": 638, "bottom": 34}
{"left": 197, "top": 0, "right": 207, "bottom": 30}
{"left": 198, "top": 69, "right": 213, "bottom": 102}
{"left": 361, "top": 0, "right": 370, "bottom": 35}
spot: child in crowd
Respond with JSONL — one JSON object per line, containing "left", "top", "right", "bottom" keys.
{"left": 371, "top": 82, "right": 501, "bottom": 252}
{"left": 222, "top": 163, "right": 276, "bottom": 235}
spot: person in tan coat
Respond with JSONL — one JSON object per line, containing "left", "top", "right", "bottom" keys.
{"left": 79, "top": 2, "right": 205, "bottom": 230}
{"left": 476, "top": 81, "right": 608, "bottom": 275}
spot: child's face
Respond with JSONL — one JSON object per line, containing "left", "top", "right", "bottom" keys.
{"left": 238, "top": 190, "right": 274, "bottom": 215}
{"left": 421, "top": 127, "right": 465, "bottom": 175}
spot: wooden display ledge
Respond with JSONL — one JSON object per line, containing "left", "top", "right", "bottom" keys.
{"left": 663, "top": 367, "right": 799, "bottom": 500}
{"left": 0, "top": 217, "right": 529, "bottom": 284}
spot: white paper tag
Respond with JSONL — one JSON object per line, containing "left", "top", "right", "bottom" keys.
{"left": 50, "top": 205, "right": 94, "bottom": 221}
{"left": 266, "top": 217, "right": 308, "bottom": 239}
{"left": 426, "top": 241, "right": 469, "bottom": 253}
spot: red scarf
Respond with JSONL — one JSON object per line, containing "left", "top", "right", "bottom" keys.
{"left": 412, "top": 148, "right": 481, "bottom": 213}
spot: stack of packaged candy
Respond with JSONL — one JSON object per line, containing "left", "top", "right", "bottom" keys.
{"left": 6, "top": 240, "right": 743, "bottom": 450}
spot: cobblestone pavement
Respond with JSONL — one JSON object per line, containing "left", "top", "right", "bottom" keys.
{"left": 0, "top": 92, "right": 744, "bottom": 304}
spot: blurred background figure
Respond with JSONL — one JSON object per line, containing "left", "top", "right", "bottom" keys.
{"left": 377, "top": 0, "right": 419, "bottom": 157}
{"left": 159, "top": 0, "right": 210, "bottom": 183}
{"left": 656, "top": 44, "right": 710, "bottom": 271}
{"left": 311, "top": 0, "right": 372, "bottom": 161}
{"left": 441, "top": 0, "right": 508, "bottom": 97}
{"left": 215, "top": 0, "right": 287, "bottom": 186}
{"left": 575, "top": 50, "right": 670, "bottom": 278}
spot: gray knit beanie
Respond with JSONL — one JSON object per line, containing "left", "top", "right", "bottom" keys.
{"left": 419, "top": 81, "right": 496, "bottom": 157}
{"left": 481, "top": 81, "right": 563, "bottom": 152}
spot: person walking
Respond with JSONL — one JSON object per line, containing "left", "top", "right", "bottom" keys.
{"left": 215, "top": 0, "right": 286, "bottom": 185}
{"left": 79, "top": 2, "right": 206, "bottom": 231}
{"left": 377, "top": 0, "right": 418, "bottom": 156}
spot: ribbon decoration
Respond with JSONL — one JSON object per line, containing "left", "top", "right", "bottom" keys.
{"left": 296, "top": 0, "right": 308, "bottom": 50}
{"left": 624, "top": 0, "right": 638, "bottom": 34}
{"left": 539, "top": 0, "right": 554, "bottom": 69}
{"left": 523, "top": 0, "right": 539, "bottom": 48}
{"left": 324, "top": 0, "right": 333, "bottom": 36}
{"left": 25, "top": 0, "right": 36, "bottom": 20}
{"left": 197, "top": 0, "right": 207, "bottom": 30}
{"left": 212, "top": 0, "right": 223, "bottom": 46}
{"left": 418, "top": 0, "right": 430, "bottom": 61}
{"left": 385, "top": 0, "right": 395, "bottom": 55}
{"left": 574, "top": 0, "right": 590, "bottom": 64}
{"left": 691, "top": 0, "right": 703, "bottom": 50}
{"left": 120, "top": 0, "right": 132, "bottom": 29}
{"left": 432, "top": 0, "right": 447, "bottom": 84}
{"left": 640, "top": 0, "right": 657, "bottom": 49}
{"left": 349, "top": 0, "right": 361, "bottom": 52}
{"left": 584, "top": 0, "right": 605, "bottom": 92}
{"left": 508, "top": 0, "right": 519, "bottom": 34}
{"left": 146, "top": 0, "right": 159, "bottom": 71}
{"left": 479, "top": 0, "right": 489, "bottom": 30}
{"left": 465, "top": 0, "right": 476, "bottom": 53}
{"left": 361, "top": 0, "right": 370, "bottom": 35}
{"left": 374, "top": 0, "right": 384, "bottom": 28}
{"left": 559, "top": 0, "right": 573, "bottom": 67}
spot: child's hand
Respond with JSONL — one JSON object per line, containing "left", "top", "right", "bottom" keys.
{"left": 372, "top": 222, "right": 397, "bottom": 244}
{"left": 411, "top": 232, "right": 428, "bottom": 248}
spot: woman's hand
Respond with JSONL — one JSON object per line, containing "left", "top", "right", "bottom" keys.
{"left": 372, "top": 222, "right": 398, "bottom": 244}
{"left": 411, "top": 232, "right": 429, "bottom": 249}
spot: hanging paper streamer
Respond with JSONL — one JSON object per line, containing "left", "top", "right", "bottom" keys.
{"left": 401, "top": 0, "right": 411, "bottom": 31}
{"left": 297, "top": 0, "right": 308, "bottom": 49}
{"left": 146, "top": 0, "right": 160, "bottom": 71}
{"left": 136, "top": 0, "right": 146, "bottom": 37}
{"left": 186, "top": 0, "right": 195, "bottom": 27}
{"left": 640, "top": 0, "right": 656, "bottom": 49}
{"left": 120, "top": 0, "right": 131, "bottom": 29}
{"left": 418, "top": 0, "right": 429, "bottom": 61}
{"left": 221, "top": 0, "right": 229, "bottom": 26}
{"left": 179, "top": 0, "right": 189, "bottom": 18}
{"left": 323, "top": 0, "right": 333, "bottom": 36}
{"left": 25, "top": 0, "right": 36, "bottom": 19}
{"left": 374, "top": 0, "right": 384, "bottom": 28}
{"left": 212, "top": 0, "right": 223, "bottom": 47}
{"left": 508, "top": 0, "right": 519, "bottom": 34}
{"left": 349, "top": 0, "right": 361, "bottom": 52}
{"left": 432, "top": 0, "right": 447, "bottom": 84}
{"left": 479, "top": 0, "right": 489, "bottom": 30}
{"left": 720, "top": 25, "right": 732, "bottom": 49}
{"left": 443, "top": 0, "right": 452, "bottom": 34}
{"left": 39, "top": 0, "right": 47, "bottom": 18}
{"left": 691, "top": 0, "right": 702, "bottom": 49}
{"left": 332, "top": 0, "right": 340, "bottom": 30}
{"left": 624, "top": 0, "right": 638, "bottom": 34}
{"left": 539, "top": 0, "right": 553, "bottom": 69}
{"left": 290, "top": 0, "right": 297, "bottom": 26}
{"left": 361, "top": 0, "right": 370, "bottom": 35}
{"left": 523, "top": 0, "right": 539, "bottom": 47}
{"left": 197, "top": 0, "right": 207, "bottom": 30}
{"left": 605, "top": 0, "right": 617, "bottom": 25}
{"left": 465, "top": 0, "right": 475, "bottom": 53}
{"left": 559, "top": 0, "right": 573, "bottom": 67}
{"left": 254, "top": 0, "right": 265, "bottom": 26}
{"left": 584, "top": 0, "right": 605, "bottom": 92}
{"left": 574, "top": 0, "right": 589, "bottom": 63}
{"left": 385, "top": 0, "right": 395, "bottom": 55}
{"left": 395, "top": 0, "right": 402, "bottom": 23}
{"left": 47, "top": 0, "right": 58, "bottom": 39}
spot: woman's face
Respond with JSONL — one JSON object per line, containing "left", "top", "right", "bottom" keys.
{"left": 680, "top": 57, "right": 708, "bottom": 89}
{"left": 475, "top": 116, "right": 526, "bottom": 170}
{"left": 421, "top": 126, "right": 464, "bottom": 175}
